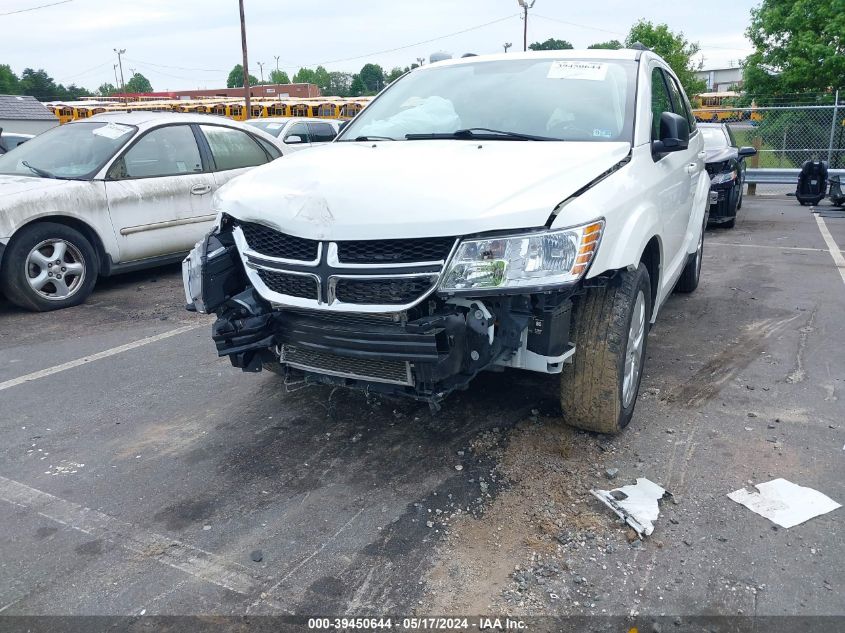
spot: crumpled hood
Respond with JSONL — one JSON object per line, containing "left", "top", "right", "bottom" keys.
{"left": 704, "top": 147, "right": 737, "bottom": 165}
{"left": 215, "top": 140, "right": 630, "bottom": 240}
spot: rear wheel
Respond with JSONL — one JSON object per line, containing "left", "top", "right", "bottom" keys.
{"left": 560, "top": 264, "right": 652, "bottom": 434}
{"left": 0, "top": 222, "right": 99, "bottom": 312}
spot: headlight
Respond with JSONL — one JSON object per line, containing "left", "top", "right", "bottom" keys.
{"left": 711, "top": 170, "right": 737, "bottom": 185}
{"left": 183, "top": 237, "right": 208, "bottom": 313}
{"left": 439, "top": 221, "right": 604, "bottom": 292}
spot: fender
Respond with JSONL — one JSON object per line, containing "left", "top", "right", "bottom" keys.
{"left": 684, "top": 170, "right": 711, "bottom": 254}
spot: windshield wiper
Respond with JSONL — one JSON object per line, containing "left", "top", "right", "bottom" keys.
{"left": 345, "top": 135, "right": 396, "bottom": 142}
{"left": 405, "top": 128, "right": 557, "bottom": 141}
{"left": 22, "top": 161, "right": 56, "bottom": 179}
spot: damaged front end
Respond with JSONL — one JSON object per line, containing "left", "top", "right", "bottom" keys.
{"left": 184, "top": 215, "right": 591, "bottom": 404}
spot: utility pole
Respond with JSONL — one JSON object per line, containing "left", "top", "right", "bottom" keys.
{"left": 257, "top": 61, "right": 264, "bottom": 83}
{"left": 274, "top": 55, "right": 280, "bottom": 72}
{"left": 517, "top": 0, "right": 536, "bottom": 52}
{"left": 503, "top": 42, "right": 512, "bottom": 53}
{"left": 416, "top": 57, "right": 425, "bottom": 67}
{"left": 112, "top": 64, "right": 119, "bottom": 88}
{"left": 239, "top": 0, "right": 251, "bottom": 116}
{"left": 113, "top": 48, "right": 126, "bottom": 102}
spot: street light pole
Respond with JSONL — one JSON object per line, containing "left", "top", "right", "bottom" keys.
{"left": 416, "top": 57, "right": 425, "bottom": 67}
{"left": 503, "top": 42, "right": 512, "bottom": 53}
{"left": 257, "top": 61, "right": 264, "bottom": 83}
{"left": 517, "top": 0, "right": 536, "bottom": 52}
{"left": 113, "top": 48, "right": 126, "bottom": 102}
{"left": 239, "top": 0, "right": 251, "bottom": 116}
{"left": 274, "top": 55, "right": 280, "bottom": 78}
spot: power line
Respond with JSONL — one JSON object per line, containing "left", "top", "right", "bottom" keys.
{"left": 300, "top": 14, "right": 519, "bottom": 68}
{"left": 123, "top": 57, "right": 227, "bottom": 73}
{"left": 0, "top": 0, "right": 72, "bottom": 17}
{"left": 55, "top": 60, "right": 113, "bottom": 82}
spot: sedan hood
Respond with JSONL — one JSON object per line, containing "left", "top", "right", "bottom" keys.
{"left": 216, "top": 140, "right": 630, "bottom": 240}
{"left": 704, "top": 147, "right": 737, "bottom": 164}
{"left": 0, "top": 174, "right": 78, "bottom": 199}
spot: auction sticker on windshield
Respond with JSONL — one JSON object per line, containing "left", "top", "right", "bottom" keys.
{"left": 92, "top": 122, "right": 133, "bottom": 139}
{"left": 547, "top": 60, "right": 607, "bottom": 81}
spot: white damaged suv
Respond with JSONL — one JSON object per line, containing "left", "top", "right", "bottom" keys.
{"left": 184, "top": 49, "right": 709, "bottom": 433}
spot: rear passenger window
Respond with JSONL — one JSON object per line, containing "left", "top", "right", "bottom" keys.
{"left": 308, "top": 122, "right": 337, "bottom": 143}
{"left": 284, "top": 122, "right": 311, "bottom": 144}
{"left": 650, "top": 68, "right": 673, "bottom": 140}
{"left": 256, "top": 137, "right": 281, "bottom": 159}
{"left": 200, "top": 125, "right": 269, "bottom": 171}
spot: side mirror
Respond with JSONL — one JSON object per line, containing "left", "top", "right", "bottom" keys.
{"left": 738, "top": 146, "right": 757, "bottom": 158}
{"left": 652, "top": 112, "right": 690, "bottom": 154}
{"left": 285, "top": 135, "right": 304, "bottom": 144}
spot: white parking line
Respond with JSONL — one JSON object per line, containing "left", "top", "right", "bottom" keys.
{"left": 0, "top": 323, "right": 205, "bottom": 392}
{"left": 814, "top": 213, "right": 845, "bottom": 287}
{"left": 0, "top": 475, "right": 262, "bottom": 597}
{"left": 708, "top": 242, "right": 840, "bottom": 253}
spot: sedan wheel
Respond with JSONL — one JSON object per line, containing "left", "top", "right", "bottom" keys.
{"left": 26, "top": 239, "right": 86, "bottom": 301}
{"left": 0, "top": 222, "right": 99, "bottom": 312}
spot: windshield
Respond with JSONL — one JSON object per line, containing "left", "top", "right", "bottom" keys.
{"left": 245, "top": 120, "right": 287, "bottom": 138}
{"left": 340, "top": 58, "right": 637, "bottom": 142}
{"left": 701, "top": 126, "right": 730, "bottom": 150}
{"left": 0, "top": 121, "right": 136, "bottom": 179}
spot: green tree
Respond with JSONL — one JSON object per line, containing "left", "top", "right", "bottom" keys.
{"left": 386, "top": 67, "right": 405, "bottom": 84}
{"left": 350, "top": 74, "right": 365, "bottom": 97}
{"left": 0, "top": 64, "right": 20, "bottom": 94}
{"left": 327, "top": 71, "right": 353, "bottom": 96}
{"left": 292, "top": 67, "right": 317, "bottom": 84}
{"left": 125, "top": 72, "right": 153, "bottom": 93}
{"left": 312, "top": 66, "right": 331, "bottom": 93}
{"left": 358, "top": 63, "right": 385, "bottom": 94}
{"left": 227, "top": 64, "right": 258, "bottom": 88}
{"left": 588, "top": 39, "right": 623, "bottom": 50}
{"left": 625, "top": 21, "right": 705, "bottom": 97}
{"left": 744, "top": 0, "right": 845, "bottom": 99}
{"left": 19, "top": 68, "right": 59, "bottom": 100}
{"left": 269, "top": 69, "right": 290, "bottom": 84}
{"left": 529, "top": 38, "right": 573, "bottom": 51}
{"left": 97, "top": 82, "right": 117, "bottom": 96}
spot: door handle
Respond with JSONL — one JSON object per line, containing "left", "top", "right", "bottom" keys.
{"left": 190, "top": 184, "right": 212, "bottom": 195}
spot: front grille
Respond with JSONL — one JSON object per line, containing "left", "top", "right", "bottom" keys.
{"left": 257, "top": 270, "right": 317, "bottom": 299}
{"left": 239, "top": 220, "right": 319, "bottom": 261}
{"left": 336, "top": 237, "right": 455, "bottom": 264}
{"left": 334, "top": 277, "right": 436, "bottom": 305}
{"left": 281, "top": 345, "right": 412, "bottom": 385}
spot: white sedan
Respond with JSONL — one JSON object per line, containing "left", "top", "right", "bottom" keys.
{"left": 245, "top": 117, "right": 343, "bottom": 152}
{"left": 0, "top": 111, "right": 285, "bottom": 311}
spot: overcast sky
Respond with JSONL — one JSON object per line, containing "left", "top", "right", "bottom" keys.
{"left": 4, "top": 0, "right": 759, "bottom": 94}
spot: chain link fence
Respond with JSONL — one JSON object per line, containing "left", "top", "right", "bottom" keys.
{"left": 695, "top": 104, "right": 845, "bottom": 195}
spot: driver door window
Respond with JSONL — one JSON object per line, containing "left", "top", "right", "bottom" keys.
{"left": 115, "top": 125, "right": 202, "bottom": 178}
{"left": 650, "top": 68, "right": 673, "bottom": 140}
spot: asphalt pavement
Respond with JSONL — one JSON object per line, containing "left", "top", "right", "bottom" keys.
{"left": 0, "top": 195, "right": 843, "bottom": 623}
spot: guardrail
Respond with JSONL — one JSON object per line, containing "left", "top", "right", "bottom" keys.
{"left": 746, "top": 168, "right": 845, "bottom": 185}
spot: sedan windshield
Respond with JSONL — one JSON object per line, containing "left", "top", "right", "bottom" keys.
{"left": 0, "top": 121, "right": 136, "bottom": 179}
{"left": 245, "top": 120, "right": 287, "bottom": 138}
{"left": 341, "top": 58, "right": 637, "bottom": 142}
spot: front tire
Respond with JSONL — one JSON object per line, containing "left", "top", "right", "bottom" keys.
{"left": 560, "top": 264, "right": 652, "bottom": 434}
{"left": 676, "top": 219, "right": 704, "bottom": 293}
{"left": 0, "top": 222, "right": 99, "bottom": 312}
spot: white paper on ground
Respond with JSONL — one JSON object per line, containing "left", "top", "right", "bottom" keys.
{"left": 590, "top": 477, "right": 668, "bottom": 538}
{"left": 727, "top": 478, "right": 841, "bottom": 528}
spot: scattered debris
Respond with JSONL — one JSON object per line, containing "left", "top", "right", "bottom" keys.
{"left": 728, "top": 478, "right": 841, "bottom": 528}
{"left": 250, "top": 550, "right": 263, "bottom": 562}
{"left": 590, "top": 478, "right": 670, "bottom": 538}
{"left": 454, "top": 464, "right": 463, "bottom": 471}
{"left": 604, "top": 468, "right": 619, "bottom": 480}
